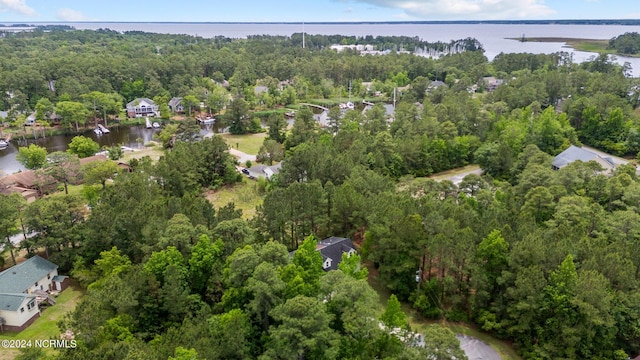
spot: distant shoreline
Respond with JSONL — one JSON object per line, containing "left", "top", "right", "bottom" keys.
{"left": 506, "top": 37, "right": 640, "bottom": 58}
{"left": 2, "top": 19, "right": 640, "bottom": 26}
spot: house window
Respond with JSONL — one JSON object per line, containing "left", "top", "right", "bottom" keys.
{"left": 27, "top": 300, "right": 35, "bottom": 310}
{"left": 323, "top": 258, "right": 332, "bottom": 269}
{"left": 20, "top": 307, "right": 24, "bottom": 313}
{"left": 47, "top": 274, "right": 51, "bottom": 279}
{"left": 34, "top": 281, "right": 38, "bottom": 287}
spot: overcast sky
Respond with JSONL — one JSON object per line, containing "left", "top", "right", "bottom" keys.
{"left": 1, "top": 0, "right": 639, "bottom": 22}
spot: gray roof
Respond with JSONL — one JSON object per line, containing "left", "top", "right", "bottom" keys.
{"left": 168, "top": 97, "right": 182, "bottom": 108}
{"left": 247, "top": 163, "right": 282, "bottom": 179}
{"left": 0, "top": 255, "right": 58, "bottom": 293}
{"left": 51, "top": 275, "right": 68, "bottom": 282}
{"left": 317, "top": 237, "right": 356, "bottom": 271}
{"left": 126, "top": 97, "right": 156, "bottom": 108}
{"left": 552, "top": 145, "right": 615, "bottom": 169}
{"left": 0, "top": 293, "right": 36, "bottom": 312}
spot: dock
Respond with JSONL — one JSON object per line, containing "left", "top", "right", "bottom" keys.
{"left": 145, "top": 117, "right": 152, "bottom": 129}
{"left": 97, "top": 124, "right": 110, "bottom": 133}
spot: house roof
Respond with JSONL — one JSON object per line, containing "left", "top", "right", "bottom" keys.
{"left": 126, "top": 98, "right": 156, "bottom": 108}
{"left": 316, "top": 237, "right": 355, "bottom": 271}
{"left": 168, "top": 97, "right": 182, "bottom": 107}
{"left": 0, "top": 293, "right": 36, "bottom": 312}
{"left": 0, "top": 170, "right": 53, "bottom": 189}
{"left": 552, "top": 145, "right": 615, "bottom": 170}
{"left": 79, "top": 154, "right": 107, "bottom": 165}
{"left": 0, "top": 255, "right": 58, "bottom": 293}
{"left": 51, "top": 275, "right": 68, "bottom": 283}
{"left": 247, "top": 163, "right": 282, "bottom": 179}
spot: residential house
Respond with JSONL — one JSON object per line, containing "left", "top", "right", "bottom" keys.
{"left": 126, "top": 98, "right": 159, "bottom": 118}
{"left": 482, "top": 76, "right": 504, "bottom": 92}
{"left": 0, "top": 256, "right": 68, "bottom": 332}
{"left": 316, "top": 237, "right": 357, "bottom": 271}
{"left": 0, "top": 171, "right": 55, "bottom": 202}
{"left": 552, "top": 145, "right": 616, "bottom": 174}
{"left": 0, "top": 154, "right": 107, "bottom": 201}
{"left": 288, "top": 237, "right": 358, "bottom": 271}
{"left": 168, "top": 97, "right": 184, "bottom": 113}
{"left": 26, "top": 112, "right": 62, "bottom": 126}
{"left": 246, "top": 162, "right": 282, "bottom": 180}
{"left": 427, "top": 80, "right": 447, "bottom": 92}
{"left": 254, "top": 85, "right": 269, "bottom": 96}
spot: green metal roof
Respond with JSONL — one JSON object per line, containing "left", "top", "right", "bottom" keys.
{"left": 0, "top": 255, "right": 58, "bottom": 293}
{"left": 0, "top": 293, "right": 35, "bottom": 312}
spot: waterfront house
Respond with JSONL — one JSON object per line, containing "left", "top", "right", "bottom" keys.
{"left": 168, "top": 97, "right": 184, "bottom": 113}
{"left": 126, "top": 98, "right": 159, "bottom": 118}
{"left": 0, "top": 256, "right": 68, "bottom": 332}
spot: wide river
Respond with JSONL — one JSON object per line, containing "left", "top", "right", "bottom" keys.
{"left": 34, "top": 22, "right": 640, "bottom": 71}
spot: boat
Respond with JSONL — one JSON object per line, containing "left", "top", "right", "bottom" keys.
{"left": 201, "top": 117, "right": 215, "bottom": 125}
{"left": 346, "top": 101, "right": 355, "bottom": 110}
{"left": 97, "top": 124, "right": 110, "bottom": 133}
{"left": 94, "top": 128, "right": 102, "bottom": 136}
{"left": 0, "top": 139, "right": 8, "bottom": 149}
{"left": 152, "top": 122, "right": 160, "bottom": 129}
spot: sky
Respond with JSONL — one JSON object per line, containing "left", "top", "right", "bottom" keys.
{"left": 0, "top": 0, "right": 639, "bottom": 23}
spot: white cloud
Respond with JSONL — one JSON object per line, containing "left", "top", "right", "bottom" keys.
{"left": 336, "top": 0, "right": 555, "bottom": 19}
{"left": 0, "top": 0, "right": 36, "bottom": 16}
{"left": 56, "top": 8, "right": 87, "bottom": 21}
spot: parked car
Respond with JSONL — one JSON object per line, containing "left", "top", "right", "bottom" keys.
{"left": 241, "top": 168, "right": 250, "bottom": 175}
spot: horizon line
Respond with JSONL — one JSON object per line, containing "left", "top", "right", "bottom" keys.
{"left": 3, "top": 19, "right": 640, "bottom": 25}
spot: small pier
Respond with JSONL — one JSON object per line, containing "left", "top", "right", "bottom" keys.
{"left": 97, "top": 124, "right": 110, "bottom": 133}
{"left": 145, "top": 117, "right": 152, "bottom": 129}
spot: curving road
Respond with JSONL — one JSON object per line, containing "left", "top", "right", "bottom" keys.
{"left": 456, "top": 334, "right": 502, "bottom": 360}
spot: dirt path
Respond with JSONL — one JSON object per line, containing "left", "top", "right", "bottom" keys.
{"left": 429, "top": 165, "right": 482, "bottom": 185}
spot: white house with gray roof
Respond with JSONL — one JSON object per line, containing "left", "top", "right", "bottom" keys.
{"left": 0, "top": 256, "right": 68, "bottom": 332}
{"left": 126, "top": 98, "right": 159, "bottom": 118}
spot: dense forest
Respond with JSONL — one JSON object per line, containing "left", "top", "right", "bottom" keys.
{"left": 1, "top": 28, "right": 640, "bottom": 359}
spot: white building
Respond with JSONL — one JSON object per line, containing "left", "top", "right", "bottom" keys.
{"left": 0, "top": 256, "right": 68, "bottom": 332}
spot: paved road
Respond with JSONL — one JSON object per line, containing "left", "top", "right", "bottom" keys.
{"left": 229, "top": 148, "right": 257, "bottom": 163}
{"left": 0, "top": 232, "right": 37, "bottom": 251}
{"left": 581, "top": 145, "right": 640, "bottom": 176}
{"left": 456, "top": 334, "right": 502, "bottom": 360}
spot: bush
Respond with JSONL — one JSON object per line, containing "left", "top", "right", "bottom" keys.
{"left": 444, "top": 308, "right": 468, "bottom": 323}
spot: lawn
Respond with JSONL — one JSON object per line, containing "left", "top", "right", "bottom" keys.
{"left": 121, "top": 144, "right": 165, "bottom": 162}
{"left": 205, "top": 179, "right": 264, "bottom": 220}
{"left": 0, "top": 281, "right": 84, "bottom": 360}
{"left": 222, "top": 133, "right": 267, "bottom": 155}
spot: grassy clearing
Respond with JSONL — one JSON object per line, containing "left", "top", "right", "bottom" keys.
{"left": 222, "top": 133, "right": 267, "bottom": 155}
{"left": 121, "top": 144, "right": 165, "bottom": 162}
{"left": 205, "top": 179, "right": 264, "bottom": 220}
{"left": 0, "top": 281, "right": 84, "bottom": 359}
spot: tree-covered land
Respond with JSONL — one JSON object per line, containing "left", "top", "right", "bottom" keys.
{"left": 2, "top": 28, "right": 640, "bottom": 359}
{"left": 609, "top": 32, "right": 640, "bottom": 55}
